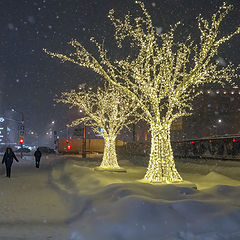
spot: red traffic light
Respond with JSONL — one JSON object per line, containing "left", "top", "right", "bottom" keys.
{"left": 66, "top": 139, "right": 69, "bottom": 143}
{"left": 67, "top": 145, "right": 71, "bottom": 150}
{"left": 20, "top": 138, "right": 24, "bottom": 143}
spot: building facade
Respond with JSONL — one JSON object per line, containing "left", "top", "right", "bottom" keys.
{"left": 0, "top": 110, "right": 22, "bottom": 150}
{"left": 182, "top": 88, "right": 240, "bottom": 140}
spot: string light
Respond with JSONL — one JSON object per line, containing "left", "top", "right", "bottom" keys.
{"left": 44, "top": 2, "right": 240, "bottom": 183}
{"left": 57, "top": 86, "right": 137, "bottom": 169}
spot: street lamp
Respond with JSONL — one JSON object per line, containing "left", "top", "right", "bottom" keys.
{"left": 11, "top": 109, "right": 24, "bottom": 137}
{"left": 30, "top": 131, "right": 39, "bottom": 148}
{"left": 216, "top": 119, "right": 223, "bottom": 136}
{"left": 77, "top": 108, "right": 86, "bottom": 158}
{"left": 11, "top": 109, "right": 25, "bottom": 149}
{"left": 78, "top": 110, "right": 86, "bottom": 158}
{"left": 11, "top": 109, "right": 24, "bottom": 124}
{"left": 82, "top": 125, "right": 86, "bottom": 158}
{"left": 51, "top": 121, "right": 58, "bottom": 150}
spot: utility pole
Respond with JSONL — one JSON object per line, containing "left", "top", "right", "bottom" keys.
{"left": 11, "top": 108, "right": 25, "bottom": 143}
{"left": 82, "top": 125, "right": 86, "bottom": 158}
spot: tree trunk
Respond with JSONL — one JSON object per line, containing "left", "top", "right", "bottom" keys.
{"left": 144, "top": 123, "right": 182, "bottom": 183}
{"left": 100, "top": 135, "right": 119, "bottom": 169}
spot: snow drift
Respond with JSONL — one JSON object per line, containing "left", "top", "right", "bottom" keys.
{"left": 51, "top": 158, "right": 240, "bottom": 240}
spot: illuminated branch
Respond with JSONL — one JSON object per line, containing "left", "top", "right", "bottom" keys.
{"left": 57, "top": 86, "right": 138, "bottom": 169}
{"left": 45, "top": 2, "right": 240, "bottom": 183}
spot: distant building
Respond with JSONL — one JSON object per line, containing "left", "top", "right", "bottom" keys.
{"left": 0, "top": 110, "right": 21, "bottom": 148}
{"left": 0, "top": 115, "right": 5, "bottom": 146}
{"left": 182, "top": 88, "right": 240, "bottom": 139}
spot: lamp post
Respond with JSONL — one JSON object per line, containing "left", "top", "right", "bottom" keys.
{"left": 10, "top": 109, "right": 24, "bottom": 158}
{"left": 48, "top": 120, "right": 55, "bottom": 148}
{"left": 11, "top": 109, "right": 24, "bottom": 138}
{"left": 11, "top": 109, "right": 24, "bottom": 125}
{"left": 82, "top": 125, "right": 86, "bottom": 158}
{"left": 79, "top": 108, "right": 86, "bottom": 158}
{"left": 30, "top": 131, "right": 39, "bottom": 148}
{"left": 217, "top": 119, "right": 223, "bottom": 136}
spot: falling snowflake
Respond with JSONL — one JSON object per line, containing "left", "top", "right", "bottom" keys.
{"left": 28, "top": 16, "right": 35, "bottom": 24}
{"left": 156, "top": 26, "right": 163, "bottom": 34}
{"left": 7, "top": 23, "right": 14, "bottom": 30}
{"left": 217, "top": 57, "right": 226, "bottom": 66}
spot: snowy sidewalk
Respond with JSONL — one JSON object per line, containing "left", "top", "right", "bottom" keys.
{"left": 0, "top": 155, "right": 73, "bottom": 240}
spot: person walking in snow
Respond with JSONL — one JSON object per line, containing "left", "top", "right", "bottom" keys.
{"left": 2, "top": 147, "right": 19, "bottom": 178}
{"left": 34, "top": 147, "right": 42, "bottom": 168}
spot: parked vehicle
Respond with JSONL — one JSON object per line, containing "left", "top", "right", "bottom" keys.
{"left": 38, "top": 146, "right": 56, "bottom": 154}
{"left": 15, "top": 148, "right": 30, "bottom": 153}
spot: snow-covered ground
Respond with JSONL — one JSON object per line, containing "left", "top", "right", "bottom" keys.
{"left": 1, "top": 154, "right": 240, "bottom": 240}
{"left": 0, "top": 154, "right": 72, "bottom": 240}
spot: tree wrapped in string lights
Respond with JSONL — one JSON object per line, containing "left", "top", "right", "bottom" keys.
{"left": 57, "top": 86, "right": 137, "bottom": 169}
{"left": 45, "top": 2, "right": 240, "bottom": 182}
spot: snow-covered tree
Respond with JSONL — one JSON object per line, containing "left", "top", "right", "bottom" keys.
{"left": 44, "top": 2, "right": 240, "bottom": 183}
{"left": 57, "top": 86, "right": 137, "bottom": 169}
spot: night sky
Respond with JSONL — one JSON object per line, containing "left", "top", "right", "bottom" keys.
{"left": 1, "top": 0, "right": 240, "bottom": 140}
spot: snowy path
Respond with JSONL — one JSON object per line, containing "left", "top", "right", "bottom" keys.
{"left": 0, "top": 155, "right": 73, "bottom": 240}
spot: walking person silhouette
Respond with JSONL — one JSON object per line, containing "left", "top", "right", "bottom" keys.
{"left": 34, "top": 148, "right": 42, "bottom": 168}
{"left": 2, "top": 147, "right": 19, "bottom": 178}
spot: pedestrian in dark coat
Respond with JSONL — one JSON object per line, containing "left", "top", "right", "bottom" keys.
{"left": 2, "top": 147, "right": 19, "bottom": 178}
{"left": 34, "top": 148, "right": 42, "bottom": 168}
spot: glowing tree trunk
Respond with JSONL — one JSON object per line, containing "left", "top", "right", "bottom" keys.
{"left": 100, "top": 135, "right": 119, "bottom": 169}
{"left": 144, "top": 123, "right": 182, "bottom": 183}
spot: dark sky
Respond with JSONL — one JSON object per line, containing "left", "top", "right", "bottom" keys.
{"left": 1, "top": 0, "right": 240, "bottom": 138}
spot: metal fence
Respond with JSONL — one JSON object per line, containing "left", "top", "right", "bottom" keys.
{"left": 118, "top": 135, "right": 240, "bottom": 161}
